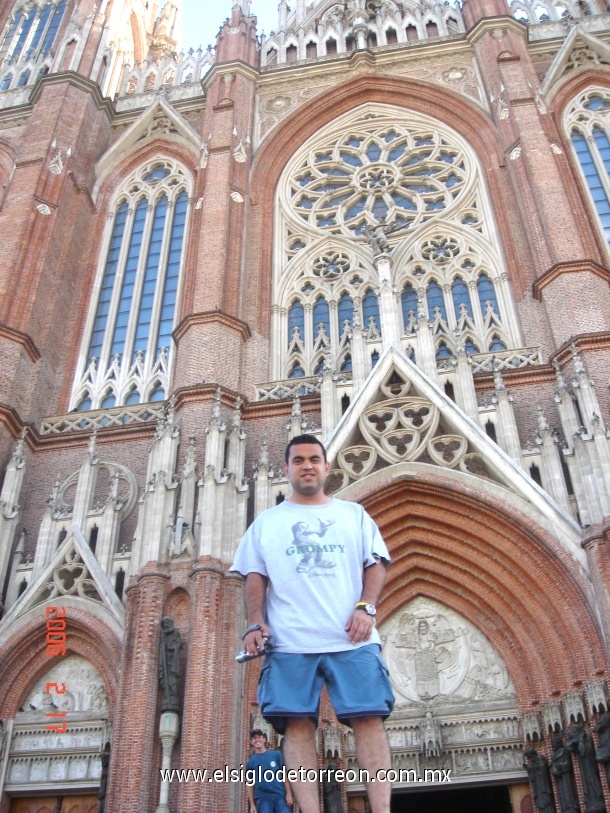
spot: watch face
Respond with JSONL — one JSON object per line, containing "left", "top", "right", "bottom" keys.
{"left": 365, "top": 604, "right": 377, "bottom": 616}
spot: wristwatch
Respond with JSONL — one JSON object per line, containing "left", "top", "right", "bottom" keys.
{"left": 355, "top": 602, "right": 377, "bottom": 616}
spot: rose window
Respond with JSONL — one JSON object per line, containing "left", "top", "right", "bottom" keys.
{"left": 289, "top": 125, "right": 468, "bottom": 240}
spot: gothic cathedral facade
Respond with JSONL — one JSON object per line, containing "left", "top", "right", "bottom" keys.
{"left": 1, "top": 0, "right": 610, "bottom": 810}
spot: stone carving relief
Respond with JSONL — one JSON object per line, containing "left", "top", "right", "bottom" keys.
{"left": 358, "top": 599, "right": 526, "bottom": 785}
{"left": 5, "top": 656, "right": 108, "bottom": 794}
{"left": 20, "top": 656, "right": 108, "bottom": 716}
{"left": 380, "top": 597, "right": 515, "bottom": 708}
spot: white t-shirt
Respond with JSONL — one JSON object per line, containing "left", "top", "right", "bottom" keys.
{"left": 230, "top": 498, "right": 390, "bottom": 653}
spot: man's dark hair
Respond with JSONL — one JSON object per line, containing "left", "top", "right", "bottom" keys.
{"left": 250, "top": 729, "right": 267, "bottom": 740}
{"left": 285, "top": 434, "right": 327, "bottom": 464}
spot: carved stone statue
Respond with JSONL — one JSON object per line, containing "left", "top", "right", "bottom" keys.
{"left": 551, "top": 735, "right": 581, "bottom": 813}
{"left": 523, "top": 747, "right": 557, "bottom": 813}
{"left": 362, "top": 218, "right": 400, "bottom": 256}
{"left": 595, "top": 715, "right": 610, "bottom": 788}
{"left": 566, "top": 725, "right": 606, "bottom": 813}
{"left": 159, "top": 616, "right": 182, "bottom": 713}
{"left": 98, "top": 745, "right": 110, "bottom": 813}
{"left": 323, "top": 762, "right": 343, "bottom": 813}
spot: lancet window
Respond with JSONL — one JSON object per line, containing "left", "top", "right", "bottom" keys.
{"left": 0, "top": 1, "right": 66, "bottom": 89}
{"left": 566, "top": 90, "right": 610, "bottom": 249}
{"left": 71, "top": 159, "right": 191, "bottom": 411}
{"left": 272, "top": 104, "right": 520, "bottom": 381}
{"left": 397, "top": 236, "right": 509, "bottom": 358}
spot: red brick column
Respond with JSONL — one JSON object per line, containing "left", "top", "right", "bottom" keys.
{"left": 178, "top": 561, "right": 224, "bottom": 812}
{"left": 106, "top": 569, "right": 169, "bottom": 813}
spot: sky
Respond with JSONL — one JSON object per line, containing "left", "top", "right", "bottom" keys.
{"left": 181, "top": 1, "right": 280, "bottom": 52}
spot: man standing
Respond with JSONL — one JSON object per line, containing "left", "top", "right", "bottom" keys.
{"left": 245, "top": 729, "right": 293, "bottom": 813}
{"left": 231, "top": 434, "right": 394, "bottom": 813}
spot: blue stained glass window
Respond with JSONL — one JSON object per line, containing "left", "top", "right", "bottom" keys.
{"left": 345, "top": 199, "right": 366, "bottom": 220}
{"left": 110, "top": 199, "right": 147, "bottom": 357}
{"left": 593, "top": 127, "right": 610, "bottom": 177}
{"left": 76, "top": 395, "right": 92, "bottom": 413}
{"left": 25, "top": 4, "right": 52, "bottom": 60}
{"left": 451, "top": 278, "right": 472, "bottom": 319}
{"left": 340, "top": 354, "right": 353, "bottom": 372}
{"left": 289, "top": 361, "right": 305, "bottom": 378}
{"left": 10, "top": 12, "right": 34, "bottom": 61}
{"left": 371, "top": 350, "right": 380, "bottom": 367}
{"left": 340, "top": 152, "right": 362, "bottom": 167}
{"left": 156, "top": 191, "right": 188, "bottom": 355}
{"left": 125, "top": 387, "right": 140, "bottom": 405}
{"left": 144, "top": 165, "right": 170, "bottom": 181}
{"left": 477, "top": 274, "right": 498, "bottom": 315}
{"left": 319, "top": 167, "right": 350, "bottom": 177}
{"left": 0, "top": 73, "right": 11, "bottom": 90}
{"left": 366, "top": 143, "right": 381, "bottom": 162}
{"left": 17, "top": 69, "right": 28, "bottom": 86}
{"left": 101, "top": 391, "right": 116, "bottom": 409}
{"left": 314, "top": 357, "right": 325, "bottom": 374}
{"left": 288, "top": 300, "right": 305, "bottom": 346}
{"left": 586, "top": 96, "right": 610, "bottom": 110}
{"left": 87, "top": 203, "right": 128, "bottom": 361}
{"left": 401, "top": 283, "right": 418, "bottom": 326}
{"left": 133, "top": 196, "right": 168, "bottom": 359}
{"left": 362, "top": 289, "right": 381, "bottom": 333}
{"left": 573, "top": 132, "right": 610, "bottom": 242}
{"left": 313, "top": 297, "right": 330, "bottom": 337}
{"left": 337, "top": 292, "right": 354, "bottom": 332}
{"left": 388, "top": 145, "right": 406, "bottom": 162}
{"left": 0, "top": 13, "right": 23, "bottom": 63}
{"left": 372, "top": 196, "right": 388, "bottom": 219}
{"left": 426, "top": 281, "right": 447, "bottom": 321}
{"left": 392, "top": 193, "right": 416, "bottom": 210}
{"left": 149, "top": 381, "right": 165, "bottom": 401}
{"left": 465, "top": 339, "right": 478, "bottom": 354}
{"left": 436, "top": 342, "right": 452, "bottom": 359}
{"left": 489, "top": 335, "right": 506, "bottom": 351}
{"left": 41, "top": 2, "right": 66, "bottom": 54}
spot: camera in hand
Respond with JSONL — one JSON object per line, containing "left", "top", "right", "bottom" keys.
{"left": 235, "top": 637, "right": 272, "bottom": 663}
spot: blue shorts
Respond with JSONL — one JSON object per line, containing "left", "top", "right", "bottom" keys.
{"left": 255, "top": 796, "right": 291, "bottom": 813}
{"left": 257, "top": 644, "right": 395, "bottom": 734}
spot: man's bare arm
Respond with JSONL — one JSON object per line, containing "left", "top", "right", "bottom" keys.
{"left": 243, "top": 572, "right": 269, "bottom": 656}
{"left": 345, "top": 561, "right": 388, "bottom": 644}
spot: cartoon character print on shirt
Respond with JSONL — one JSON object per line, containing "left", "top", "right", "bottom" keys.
{"left": 292, "top": 519, "right": 336, "bottom": 573}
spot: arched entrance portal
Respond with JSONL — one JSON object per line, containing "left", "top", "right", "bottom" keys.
{"left": 334, "top": 472, "right": 607, "bottom": 812}
{"left": 391, "top": 784, "right": 512, "bottom": 812}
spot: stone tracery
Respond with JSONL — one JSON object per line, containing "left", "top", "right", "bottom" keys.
{"left": 274, "top": 105, "right": 517, "bottom": 379}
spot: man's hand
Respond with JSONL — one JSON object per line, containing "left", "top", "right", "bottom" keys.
{"left": 285, "top": 789, "right": 294, "bottom": 806}
{"left": 243, "top": 622, "right": 270, "bottom": 657}
{"left": 345, "top": 609, "right": 375, "bottom": 644}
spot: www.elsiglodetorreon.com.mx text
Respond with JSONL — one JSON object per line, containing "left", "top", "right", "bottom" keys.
{"left": 160, "top": 766, "right": 452, "bottom": 784}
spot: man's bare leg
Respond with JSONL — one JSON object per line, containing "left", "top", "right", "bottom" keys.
{"left": 283, "top": 717, "right": 321, "bottom": 812}
{"left": 351, "top": 716, "right": 392, "bottom": 813}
